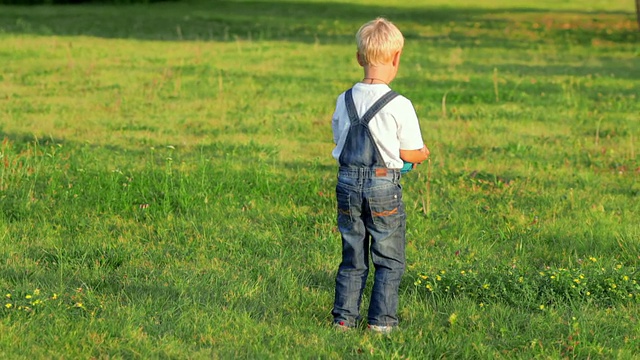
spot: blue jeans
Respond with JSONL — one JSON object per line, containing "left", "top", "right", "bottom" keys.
{"left": 332, "top": 168, "right": 406, "bottom": 327}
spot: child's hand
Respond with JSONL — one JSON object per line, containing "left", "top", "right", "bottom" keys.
{"left": 420, "top": 145, "right": 430, "bottom": 160}
{"left": 400, "top": 145, "right": 430, "bottom": 165}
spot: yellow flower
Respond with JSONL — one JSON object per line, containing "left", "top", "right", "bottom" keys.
{"left": 52, "top": 293, "right": 58, "bottom": 300}
{"left": 5, "top": 294, "right": 10, "bottom": 299}
{"left": 74, "top": 302, "right": 84, "bottom": 308}
{"left": 623, "top": 276, "right": 629, "bottom": 281}
{"left": 574, "top": 279, "right": 581, "bottom": 284}
{"left": 589, "top": 257, "right": 597, "bottom": 262}
{"left": 448, "top": 313, "right": 458, "bottom": 325}
{"left": 550, "top": 275, "right": 556, "bottom": 279}
{"left": 586, "top": 292, "right": 591, "bottom": 296}
{"left": 34, "top": 289, "right": 41, "bottom": 296}
{"left": 426, "top": 284, "right": 433, "bottom": 292}
{"left": 479, "top": 302, "right": 484, "bottom": 308}
{"left": 436, "top": 275, "right": 442, "bottom": 281}
{"left": 440, "top": 270, "right": 446, "bottom": 274}
{"left": 539, "top": 305, "right": 545, "bottom": 310}
{"left": 460, "top": 271, "right": 465, "bottom": 275}
{"left": 25, "top": 295, "right": 32, "bottom": 299}
{"left": 518, "top": 276, "right": 524, "bottom": 283}
{"left": 420, "top": 275, "right": 428, "bottom": 279}
{"left": 482, "top": 283, "right": 490, "bottom": 289}
{"left": 5, "top": 303, "right": 12, "bottom": 309}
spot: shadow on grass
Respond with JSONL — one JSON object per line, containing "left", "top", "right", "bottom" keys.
{"left": 0, "top": 0, "right": 637, "bottom": 46}
{"left": 468, "top": 61, "right": 640, "bottom": 80}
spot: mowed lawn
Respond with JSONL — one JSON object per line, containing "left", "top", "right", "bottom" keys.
{"left": 0, "top": 0, "right": 639, "bottom": 358}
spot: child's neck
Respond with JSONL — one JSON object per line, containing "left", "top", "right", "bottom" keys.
{"left": 362, "top": 64, "right": 395, "bottom": 85}
{"left": 362, "top": 77, "right": 388, "bottom": 85}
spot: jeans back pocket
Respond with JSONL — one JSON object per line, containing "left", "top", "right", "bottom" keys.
{"left": 369, "top": 192, "right": 404, "bottom": 231}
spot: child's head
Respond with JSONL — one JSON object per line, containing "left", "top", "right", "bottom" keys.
{"left": 356, "top": 18, "right": 404, "bottom": 66}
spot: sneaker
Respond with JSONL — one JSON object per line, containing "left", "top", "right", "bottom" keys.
{"left": 368, "top": 324, "right": 394, "bottom": 335}
{"left": 333, "top": 321, "right": 352, "bottom": 331}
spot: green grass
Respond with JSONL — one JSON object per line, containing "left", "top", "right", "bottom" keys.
{"left": 1, "top": 0, "right": 639, "bottom": 358}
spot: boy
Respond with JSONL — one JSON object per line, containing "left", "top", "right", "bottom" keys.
{"left": 331, "top": 17, "right": 430, "bottom": 334}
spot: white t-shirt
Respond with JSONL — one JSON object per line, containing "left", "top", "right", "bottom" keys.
{"left": 331, "top": 82, "right": 425, "bottom": 169}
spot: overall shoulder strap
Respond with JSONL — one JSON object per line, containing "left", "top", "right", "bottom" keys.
{"left": 344, "top": 89, "right": 359, "bottom": 123}
{"left": 361, "top": 90, "right": 399, "bottom": 125}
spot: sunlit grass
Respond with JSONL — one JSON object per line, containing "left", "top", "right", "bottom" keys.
{"left": 1, "top": 0, "right": 639, "bottom": 357}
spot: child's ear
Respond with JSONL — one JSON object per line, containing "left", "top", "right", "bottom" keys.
{"left": 392, "top": 50, "right": 402, "bottom": 67}
{"left": 356, "top": 51, "right": 365, "bottom": 66}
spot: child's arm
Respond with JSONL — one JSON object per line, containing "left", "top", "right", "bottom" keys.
{"left": 400, "top": 145, "right": 430, "bottom": 164}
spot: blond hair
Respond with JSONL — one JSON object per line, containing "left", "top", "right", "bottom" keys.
{"left": 356, "top": 18, "right": 404, "bottom": 66}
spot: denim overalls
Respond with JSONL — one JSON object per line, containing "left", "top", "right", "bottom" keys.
{"left": 332, "top": 88, "right": 406, "bottom": 328}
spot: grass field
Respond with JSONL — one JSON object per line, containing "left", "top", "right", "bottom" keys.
{"left": 1, "top": 0, "right": 639, "bottom": 358}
